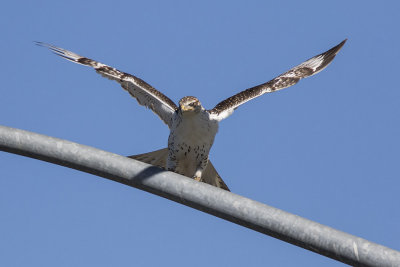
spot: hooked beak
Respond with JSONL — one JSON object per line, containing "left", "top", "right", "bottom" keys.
{"left": 180, "top": 104, "right": 194, "bottom": 111}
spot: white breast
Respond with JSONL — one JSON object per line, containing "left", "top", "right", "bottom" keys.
{"left": 168, "top": 111, "right": 219, "bottom": 176}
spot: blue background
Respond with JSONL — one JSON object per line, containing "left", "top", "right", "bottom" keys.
{"left": 1, "top": 1, "right": 399, "bottom": 266}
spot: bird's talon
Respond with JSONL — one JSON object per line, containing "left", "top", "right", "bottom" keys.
{"left": 193, "top": 176, "right": 202, "bottom": 182}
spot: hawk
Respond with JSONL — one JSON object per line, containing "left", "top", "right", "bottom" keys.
{"left": 37, "top": 39, "right": 346, "bottom": 191}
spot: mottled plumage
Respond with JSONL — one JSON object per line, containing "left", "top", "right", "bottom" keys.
{"left": 209, "top": 39, "right": 347, "bottom": 120}
{"left": 37, "top": 39, "right": 346, "bottom": 191}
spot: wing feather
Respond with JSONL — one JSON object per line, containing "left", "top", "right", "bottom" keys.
{"left": 209, "top": 39, "right": 347, "bottom": 121}
{"left": 36, "top": 42, "right": 178, "bottom": 127}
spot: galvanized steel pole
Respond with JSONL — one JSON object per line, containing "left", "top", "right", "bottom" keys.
{"left": 1, "top": 125, "right": 399, "bottom": 266}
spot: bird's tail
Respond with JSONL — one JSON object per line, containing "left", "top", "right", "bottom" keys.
{"left": 129, "top": 148, "right": 169, "bottom": 169}
{"left": 128, "top": 148, "right": 230, "bottom": 191}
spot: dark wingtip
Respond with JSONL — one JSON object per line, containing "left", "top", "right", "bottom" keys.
{"left": 34, "top": 41, "right": 44, "bottom": 46}
{"left": 332, "top": 39, "right": 347, "bottom": 54}
{"left": 34, "top": 41, "right": 55, "bottom": 49}
{"left": 311, "top": 39, "right": 347, "bottom": 73}
{"left": 338, "top": 38, "right": 348, "bottom": 47}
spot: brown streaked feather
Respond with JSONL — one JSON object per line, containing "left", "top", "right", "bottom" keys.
{"left": 35, "top": 42, "right": 178, "bottom": 127}
{"left": 210, "top": 39, "right": 347, "bottom": 120}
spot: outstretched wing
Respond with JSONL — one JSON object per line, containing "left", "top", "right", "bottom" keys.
{"left": 36, "top": 42, "right": 178, "bottom": 127}
{"left": 209, "top": 39, "right": 347, "bottom": 121}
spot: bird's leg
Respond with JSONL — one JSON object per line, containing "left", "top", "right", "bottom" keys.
{"left": 166, "top": 150, "right": 177, "bottom": 172}
{"left": 193, "top": 177, "right": 202, "bottom": 182}
{"left": 193, "top": 156, "right": 209, "bottom": 182}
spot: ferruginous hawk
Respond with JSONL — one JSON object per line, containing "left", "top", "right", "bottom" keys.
{"left": 37, "top": 39, "right": 346, "bottom": 191}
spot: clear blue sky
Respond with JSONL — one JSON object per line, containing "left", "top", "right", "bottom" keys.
{"left": 1, "top": 1, "right": 399, "bottom": 266}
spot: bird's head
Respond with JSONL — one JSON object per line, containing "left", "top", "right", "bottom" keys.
{"left": 179, "top": 96, "right": 202, "bottom": 113}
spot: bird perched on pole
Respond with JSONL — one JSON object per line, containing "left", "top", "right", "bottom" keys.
{"left": 37, "top": 39, "right": 346, "bottom": 191}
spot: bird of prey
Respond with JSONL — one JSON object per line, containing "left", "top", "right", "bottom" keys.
{"left": 37, "top": 39, "right": 346, "bottom": 191}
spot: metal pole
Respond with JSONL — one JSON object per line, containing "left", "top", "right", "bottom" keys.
{"left": 0, "top": 125, "right": 399, "bottom": 267}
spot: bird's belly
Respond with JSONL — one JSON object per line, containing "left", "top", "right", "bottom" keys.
{"left": 168, "top": 116, "right": 218, "bottom": 177}
{"left": 173, "top": 132, "right": 213, "bottom": 176}
{"left": 174, "top": 150, "right": 200, "bottom": 176}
